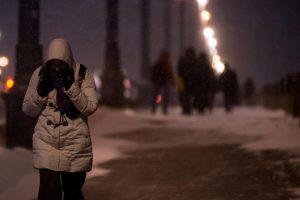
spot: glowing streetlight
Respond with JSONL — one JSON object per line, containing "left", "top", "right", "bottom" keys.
{"left": 196, "top": 0, "right": 226, "bottom": 74}
{"left": 208, "top": 37, "right": 218, "bottom": 48}
{"left": 212, "top": 59, "right": 225, "bottom": 74}
{"left": 213, "top": 54, "right": 221, "bottom": 62}
{"left": 0, "top": 56, "right": 9, "bottom": 67}
{"left": 209, "top": 48, "right": 218, "bottom": 56}
{"left": 5, "top": 77, "right": 15, "bottom": 91}
{"left": 197, "top": 0, "right": 208, "bottom": 8}
{"left": 214, "top": 61, "right": 225, "bottom": 74}
{"left": 203, "top": 27, "right": 214, "bottom": 39}
{"left": 201, "top": 10, "right": 211, "bottom": 22}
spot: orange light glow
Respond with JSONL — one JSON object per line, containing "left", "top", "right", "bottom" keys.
{"left": 5, "top": 78, "right": 15, "bottom": 91}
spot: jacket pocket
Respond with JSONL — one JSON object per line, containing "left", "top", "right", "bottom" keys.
{"left": 71, "top": 134, "right": 92, "bottom": 155}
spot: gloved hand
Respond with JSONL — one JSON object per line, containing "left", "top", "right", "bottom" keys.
{"left": 46, "top": 59, "right": 73, "bottom": 90}
{"left": 49, "top": 70, "right": 64, "bottom": 90}
{"left": 60, "top": 95, "right": 80, "bottom": 119}
{"left": 37, "top": 67, "right": 53, "bottom": 97}
{"left": 62, "top": 67, "right": 74, "bottom": 90}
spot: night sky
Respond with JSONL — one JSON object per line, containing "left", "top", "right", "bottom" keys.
{"left": 0, "top": 0, "right": 299, "bottom": 88}
{"left": 208, "top": 0, "right": 300, "bottom": 87}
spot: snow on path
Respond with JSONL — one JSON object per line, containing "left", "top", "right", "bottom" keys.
{"left": 0, "top": 106, "right": 300, "bottom": 200}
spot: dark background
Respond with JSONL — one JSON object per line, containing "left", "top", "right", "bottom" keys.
{"left": 0, "top": 0, "right": 299, "bottom": 88}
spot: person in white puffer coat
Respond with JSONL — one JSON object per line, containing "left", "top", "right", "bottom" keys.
{"left": 23, "top": 38, "right": 98, "bottom": 200}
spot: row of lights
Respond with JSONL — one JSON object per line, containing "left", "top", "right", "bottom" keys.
{"left": 196, "top": 0, "right": 225, "bottom": 74}
{"left": 0, "top": 31, "right": 14, "bottom": 91}
{"left": 0, "top": 32, "right": 9, "bottom": 75}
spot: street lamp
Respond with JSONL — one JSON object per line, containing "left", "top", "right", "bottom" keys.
{"left": 197, "top": 0, "right": 208, "bottom": 8}
{"left": 208, "top": 37, "right": 217, "bottom": 48}
{"left": 201, "top": 10, "right": 211, "bottom": 22}
{"left": 203, "top": 27, "right": 214, "bottom": 39}
{"left": 213, "top": 54, "right": 221, "bottom": 62}
{"left": 0, "top": 56, "right": 9, "bottom": 67}
{"left": 214, "top": 60, "right": 225, "bottom": 74}
{"left": 209, "top": 47, "right": 217, "bottom": 56}
{"left": 195, "top": 0, "right": 226, "bottom": 75}
{"left": 0, "top": 56, "right": 9, "bottom": 85}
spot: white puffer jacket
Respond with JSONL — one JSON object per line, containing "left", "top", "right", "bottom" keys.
{"left": 22, "top": 38, "right": 98, "bottom": 172}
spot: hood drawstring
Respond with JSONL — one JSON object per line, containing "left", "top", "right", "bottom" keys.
{"left": 48, "top": 102, "right": 69, "bottom": 128}
{"left": 44, "top": 38, "right": 76, "bottom": 129}
{"left": 47, "top": 114, "right": 68, "bottom": 128}
{"left": 56, "top": 113, "right": 68, "bottom": 128}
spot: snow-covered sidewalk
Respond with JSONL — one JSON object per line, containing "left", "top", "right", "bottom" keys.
{"left": 0, "top": 106, "right": 300, "bottom": 200}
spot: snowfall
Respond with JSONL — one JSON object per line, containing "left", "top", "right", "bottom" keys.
{"left": 1, "top": 103, "right": 300, "bottom": 200}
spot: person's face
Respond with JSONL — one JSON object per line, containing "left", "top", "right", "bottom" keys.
{"left": 46, "top": 59, "right": 69, "bottom": 74}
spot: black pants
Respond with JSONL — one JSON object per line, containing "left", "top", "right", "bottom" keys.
{"left": 38, "top": 169, "right": 86, "bottom": 200}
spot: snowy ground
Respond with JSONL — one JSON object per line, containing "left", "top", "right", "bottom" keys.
{"left": 0, "top": 105, "right": 300, "bottom": 200}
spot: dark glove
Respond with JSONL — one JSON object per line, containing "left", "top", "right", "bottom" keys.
{"left": 49, "top": 70, "right": 64, "bottom": 90}
{"left": 62, "top": 68, "right": 74, "bottom": 90}
{"left": 57, "top": 87, "right": 80, "bottom": 119}
{"left": 37, "top": 67, "right": 53, "bottom": 97}
{"left": 61, "top": 98, "right": 80, "bottom": 119}
{"left": 46, "top": 59, "right": 73, "bottom": 90}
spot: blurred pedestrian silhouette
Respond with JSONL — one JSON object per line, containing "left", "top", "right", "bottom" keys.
{"left": 150, "top": 50, "right": 174, "bottom": 114}
{"left": 194, "top": 52, "right": 217, "bottom": 113}
{"left": 177, "top": 48, "right": 197, "bottom": 115}
{"left": 219, "top": 62, "right": 239, "bottom": 112}
{"left": 243, "top": 77, "right": 256, "bottom": 106}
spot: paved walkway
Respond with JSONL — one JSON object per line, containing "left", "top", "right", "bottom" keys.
{"left": 83, "top": 126, "right": 300, "bottom": 200}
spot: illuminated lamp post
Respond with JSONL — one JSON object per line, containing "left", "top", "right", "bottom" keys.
{"left": 195, "top": 0, "right": 225, "bottom": 75}
{"left": 0, "top": 56, "right": 9, "bottom": 78}
{"left": 208, "top": 37, "right": 217, "bottom": 48}
{"left": 201, "top": 10, "right": 211, "bottom": 24}
{"left": 0, "top": 56, "right": 9, "bottom": 68}
{"left": 197, "top": 0, "right": 208, "bottom": 9}
{"left": 203, "top": 27, "right": 215, "bottom": 39}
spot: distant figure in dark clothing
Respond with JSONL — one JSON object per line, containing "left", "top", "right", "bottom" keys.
{"left": 151, "top": 51, "right": 174, "bottom": 114}
{"left": 219, "top": 62, "right": 239, "bottom": 112}
{"left": 177, "top": 48, "right": 198, "bottom": 115}
{"left": 243, "top": 77, "right": 256, "bottom": 106}
{"left": 194, "top": 52, "right": 216, "bottom": 113}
